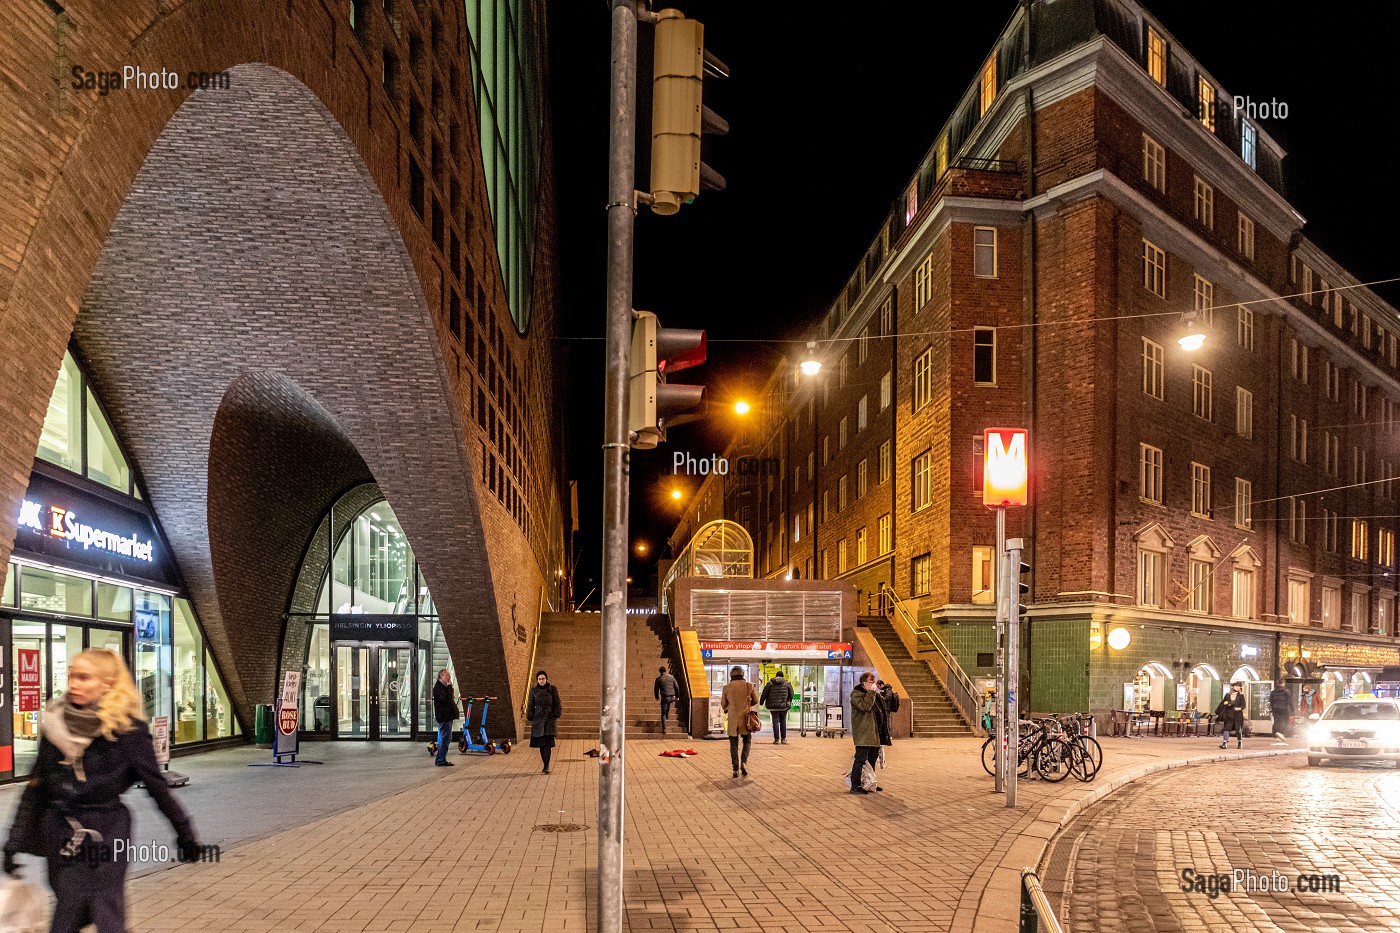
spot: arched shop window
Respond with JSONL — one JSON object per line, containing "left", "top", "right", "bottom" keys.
{"left": 3, "top": 348, "right": 239, "bottom": 781}
{"left": 283, "top": 487, "right": 451, "bottom": 738}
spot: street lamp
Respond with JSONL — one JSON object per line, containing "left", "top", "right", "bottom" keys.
{"left": 800, "top": 341, "right": 822, "bottom": 376}
{"left": 636, "top": 543, "right": 648, "bottom": 554}
{"left": 670, "top": 489, "right": 682, "bottom": 500}
{"left": 734, "top": 400, "right": 750, "bottom": 415}
{"left": 1178, "top": 309, "right": 1206, "bottom": 351}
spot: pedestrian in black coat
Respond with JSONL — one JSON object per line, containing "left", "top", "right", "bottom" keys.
{"left": 1218, "top": 681, "right": 1248, "bottom": 749}
{"left": 432, "top": 669, "right": 459, "bottom": 766}
{"left": 526, "top": 671, "right": 562, "bottom": 773}
{"left": 4, "top": 649, "right": 199, "bottom": 933}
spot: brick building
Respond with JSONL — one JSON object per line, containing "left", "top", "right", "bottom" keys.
{"left": 0, "top": 0, "right": 569, "bottom": 767}
{"left": 680, "top": 0, "right": 1400, "bottom": 726}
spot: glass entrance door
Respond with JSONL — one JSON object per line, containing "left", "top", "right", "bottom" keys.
{"left": 333, "top": 643, "right": 414, "bottom": 740}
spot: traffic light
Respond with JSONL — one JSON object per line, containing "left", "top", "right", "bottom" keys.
{"left": 649, "top": 8, "right": 728, "bottom": 215}
{"left": 1011, "top": 559, "right": 1031, "bottom": 625}
{"left": 629, "top": 310, "right": 707, "bottom": 449}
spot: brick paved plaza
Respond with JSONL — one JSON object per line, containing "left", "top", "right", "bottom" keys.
{"left": 2, "top": 734, "right": 1294, "bottom": 932}
{"left": 1043, "top": 755, "right": 1400, "bottom": 932}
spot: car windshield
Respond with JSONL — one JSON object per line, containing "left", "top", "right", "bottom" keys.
{"left": 1320, "top": 702, "right": 1400, "bottom": 721}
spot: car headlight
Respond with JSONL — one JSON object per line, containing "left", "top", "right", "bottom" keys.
{"left": 1308, "top": 725, "right": 1329, "bottom": 745}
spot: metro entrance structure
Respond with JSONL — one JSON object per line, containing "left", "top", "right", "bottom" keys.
{"left": 0, "top": 0, "right": 569, "bottom": 768}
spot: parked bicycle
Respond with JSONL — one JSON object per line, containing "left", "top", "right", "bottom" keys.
{"left": 980, "top": 713, "right": 1101, "bottom": 783}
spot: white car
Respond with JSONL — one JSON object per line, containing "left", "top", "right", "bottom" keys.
{"left": 1307, "top": 698, "right": 1400, "bottom": 767}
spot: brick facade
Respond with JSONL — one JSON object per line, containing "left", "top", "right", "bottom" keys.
{"left": 0, "top": 0, "right": 567, "bottom": 740}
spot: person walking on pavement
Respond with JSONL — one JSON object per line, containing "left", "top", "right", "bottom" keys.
{"left": 526, "top": 671, "right": 562, "bottom": 774}
{"left": 1269, "top": 683, "right": 1293, "bottom": 745}
{"left": 720, "top": 666, "right": 759, "bottom": 777}
{"left": 1217, "top": 680, "right": 1247, "bottom": 749}
{"left": 760, "top": 670, "right": 795, "bottom": 744}
{"left": 432, "top": 669, "right": 459, "bottom": 767}
{"left": 654, "top": 666, "right": 680, "bottom": 735}
{"left": 849, "top": 671, "right": 892, "bottom": 794}
{"left": 4, "top": 650, "right": 200, "bottom": 933}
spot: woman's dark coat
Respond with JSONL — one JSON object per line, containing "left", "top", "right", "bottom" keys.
{"left": 526, "top": 683, "right": 562, "bottom": 739}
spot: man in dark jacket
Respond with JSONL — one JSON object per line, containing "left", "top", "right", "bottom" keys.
{"left": 759, "top": 671, "right": 796, "bottom": 744}
{"left": 848, "top": 672, "right": 891, "bottom": 794}
{"left": 1218, "top": 681, "right": 1247, "bottom": 749}
{"left": 1269, "top": 684, "right": 1293, "bottom": 744}
{"left": 654, "top": 666, "right": 679, "bottom": 735}
{"left": 432, "top": 669, "right": 459, "bottom": 766}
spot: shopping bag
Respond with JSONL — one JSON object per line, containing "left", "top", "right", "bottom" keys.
{"left": 861, "top": 762, "right": 878, "bottom": 790}
{"left": 0, "top": 878, "right": 48, "bottom": 933}
{"left": 877, "top": 747, "right": 886, "bottom": 769}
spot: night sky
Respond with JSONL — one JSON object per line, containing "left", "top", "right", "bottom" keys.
{"left": 545, "top": 1, "right": 1400, "bottom": 605}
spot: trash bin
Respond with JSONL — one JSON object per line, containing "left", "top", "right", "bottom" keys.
{"left": 254, "top": 703, "right": 273, "bottom": 748}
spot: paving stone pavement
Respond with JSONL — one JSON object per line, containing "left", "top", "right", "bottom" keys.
{"left": 82, "top": 733, "right": 1301, "bottom": 932}
{"left": 1042, "top": 755, "right": 1400, "bottom": 932}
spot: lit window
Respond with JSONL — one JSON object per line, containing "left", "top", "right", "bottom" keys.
{"left": 911, "top": 553, "right": 931, "bottom": 596}
{"left": 838, "top": 475, "right": 848, "bottom": 511}
{"left": 1197, "top": 76, "right": 1216, "bottom": 132}
{"left": 1191, "top": 462, "right": 1212, "bottom": 518}
{"left": 880, "top": 372, "right": 891, "bottom": 410}
{"left": 972, "top": 546, "right": 994, "bottom": 605}
{"left": 857, "top": 459, "right": 868, "bottom": 498}
{"left": 1234, "top": 478, "right": 1252, "bottom": 529}
{"left": 1192, "top": 365, "right": 1212, "bottom": 421}
{"left": 1140, "top": 444, "right": 1163, "bottom": 503}
{"left": 912, "top": 450, "right": 932, "bottom": 512}
{"left": 1241, "top": 121, "right": 1257, "bottom": 170}
{"left": 1142, "top": 240, "right": 1166, "bottom": 297}
{"left": 857, "top": 396, "right": 868, "bottom": 432}
{"left": 1189, "top": 559, "right": 1212, "bottom": 613}
{"left": 1349, "top": 590, "right": 1368, "bottom": 633}
{"left": 1138, "top": 549, "right": 1165, "bottom": 607}
{"left": 904, "top": 182, "right": 918, "bottom": 226}
{"left": 913, "top": 349, "right": 933, "bottom": 412}
{"left": 973, "top": 227, "right": 997, "bottom": 278}
{"left": 838, "top": 538, "right": 848, "bottom": 574}
{"left": 1142, "top": 338, "right": 1164, "bottom": 400}
{"left": 839, "top": 417, "right": 848, "bottom": 449}
{"left": 936, "top": 137, "right": 949, "bottom": 178}
{"left": 1232, "top": 567, "right": 1255, "bottom": 620}
{"left": 1288, "top": 577, "right": 1310, "bottom": 625}
{"left": 878, "top": 515, "right": 892, "bottom": 555}
{"left": 915, "top": 253, "right": 935, "bottom": 308}
{"left": 1142, "top": 134, "right": 1166, "bottom": 192}
{"left": 856, "top": 528, "right": 867, "bottom": 566}
{"left": 1146, "top": 27, "right": 1167, "bottom": 86}
{"left": 973, "top": 328, "right": 996, "bottom": 385}
{"left": 1193, "top": 177, "right": 1214, "bottom": 229}
{"left": 1235, "top": 387, "right": 1252, "bottom": 439}
{"left": 879, "top": 440, "right": 890, "bottom": 483}
{"left": 1380, "top": 529, "right": 1395, "bottom": 568}
{"left": 1322, "top": 586, "right": 1341, "bottom": 629}
{"left": 979, "top": 56, "right": 997, "bottom": 115}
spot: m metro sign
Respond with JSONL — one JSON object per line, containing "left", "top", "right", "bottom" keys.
{"left": 983, "top": 428, "right": 1028, "bottom": 507}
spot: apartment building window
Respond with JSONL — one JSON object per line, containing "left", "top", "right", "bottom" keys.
{"left": 1290, "top": 338, "right": 1309, "bottom": 383}
{"left": 1324, "top": 359, "right": 1340, "bottom": 401}
{"left": 1234, "top": 478, "right": 1252, "bottom": 529}
{"left": 1322, "top": 508, "right": 1339, "bottom": 553}
{"left": 973, "top": 328, "right": 996, "bottom": 385}
{"left": 913, "top": 349, "right": 933, "bottom": 412}
{"left": 807, "top": 450, "right": 814, "bottom": 481}
{"left": 822, "top": 489, "right": 830, "bottom": 523}
{"left": 1288, "top": 577, "right": 1310, "bottom": 625}
{"left": 1353, "top": 519, "right": 1370, "bottom": 561}
{"left": 1191, "top": 462, "right": 1212, "bottom": 518}
{"left": 1390, "top": 334, "right": 1398, "bottom": 369}
{"left": 1140, "top": 443, "right": 1163, "bottom": 504}
{"left": 912, "top": 450, "right": 932, "bottom": 512}
{"left": 878, "top": 514, "right": 891, "bottom": 555}
{"left": 915, "top": 253, "right": 934, "bottom": 309}
{"left": 1386, "top": 398, "right": 1397, "bottom": 434}
{"left": 1289, "top": 496, "right": 1307, "bottom": 544}
{"left": 1146, "top": 27, "right": 1167, "bottom": 86}
{"left": 880, "top": 372, "right": 891, "bottom": 411}
{"left": 972, "top": 546, "right": 994, "bottom": 605}
{"left": 1322, "top": 585, "right": 1341, "bottom": 629}
{"left": 1138, "top": 548, "right": 1165, "bottom": 607}
{"left": 879, "top": 440, "right": 890, "bottom": 483}
{"left": 1350, "top": 589, "right": 1369, "bottom": 633}
{"left": 821, "top": 549, "right": 829, "bottom": 579}
{"left": 1189, "top": 558, "right": 1212, "bottom": 614}
{"left": 793, "top": 514, "right": 801, "bottom": 543}
{"left": 1241, "top": 121, "right": 1257, "bottom": 170}
{"left": 1350, "top": 303, "right": 1361, "bottom": 338}
{"left": 856, "top": 528, "right": 867, "bottom": 566}
{"left": 1193, "top": 275, "right": 1214, "bottom": 325}
{"left": 1351, "top": 446, "right": 1367, "bottom": 485}
{"left": 793, "top": 466, "right": 801, "bottom": 494}
{"left": 1142, "top": 240, "right": 1166, "bottom": 298}
{"left": 1142, "top": 134, "right": 1165, "bottom": 192}
{"left": 1380, "top": 529, "right": 1395, "bottom": 568}
{"left": 974, "top": 227, "right": 998, "bottom": 278}
{"left": 1324, "top": 432, "right": 1339, "bottom": 477}
{"left": 858, "top": 328, "right": 869, "bottom": 364}
{"left": 1232, "top": 566, "right": 1255, "bottom": 620}
{"left": 857, "top": 459, "right": 868, "bottom": 498}
{"left": 1142, "top": 338, "right": 1164, "bottom": 400}
{"left": 1235, "top": 387, "right": 1252, "bottom": 438}
{"left": 1197, "top": 76, "right": 1216, "bottom": 132}
{"left": 879, "top": 298, "right": 893, "bottom": 336}
{"left": 1192, "top": 365, "right": 1212, "bottom": 421}
{"left": 838, "top": 474, "right": 848, "bottom": 511}
{"left": 1353, "top": 380, "right": 1369, "bottom": 417}
{"left": 1301, "top": 265, "right": 1313, "bottom": 301}
{"left": 857, "top": 396, "right": 868, "bottom": 432}
{"left": 979, "top": 56, "right": 997, "bottom": 115}
{"left": 1381, "top": 594, "right": 1395, "bottom": 636}
{"left": 823, "top": 436, "right": 830, "bottom": 465}
{"left": 1289, "top": 415, "right": 1308, "bottom": 462}
{"left": 911, "top": 553, "right": 931, "bottom": 596}
{"left": 1193, "top": 176, "right": 1214, "bottom": 229}
{"left": 936, "top": 137, "right": 949, "bottom": 178}
{"left": 1334, "top": 295, "right": 1346, "bottom": 329}
{"left": 837, "top": 538, "right": 848, "bottom": 574}
{"left": 1237, "top": 214, "right": 1255, "bottom": 261}
{"left": 1237, "top": 305, "right": 1254, "bottom": 351}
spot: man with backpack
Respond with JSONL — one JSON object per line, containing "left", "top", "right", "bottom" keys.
{"left": 760, "top": 671, "right": 796, "bottom": 744}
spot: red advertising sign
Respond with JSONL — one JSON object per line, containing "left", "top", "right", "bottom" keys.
{"left": 17, "top": 649, "right": 40, "bottom": 713}
{"left": 278, "top": 705, "right": 299, "bottom": 736}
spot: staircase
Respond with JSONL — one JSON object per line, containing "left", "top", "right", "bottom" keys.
{"left": 529, "top": 613, "right": 675, "bottom": 739}
{"left": 862, "top": 616, "right": 974, "bottom": 737}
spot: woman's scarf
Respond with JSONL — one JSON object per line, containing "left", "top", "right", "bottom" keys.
{"left": 44, "top": 696, "right": 103, "bottom": 783}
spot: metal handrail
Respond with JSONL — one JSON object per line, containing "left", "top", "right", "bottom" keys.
{"left": 1020, "top": 868, "right": 1065, "bottom": 933}
{"left": 879, "top": 584, "right": 983, "bottom": 734}
{"left": 520, "top": 587, "right": 544, "bottom": 721}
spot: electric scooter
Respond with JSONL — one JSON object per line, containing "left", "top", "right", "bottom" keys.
{"left": 458, "top": 696, "right": 511, "bottom": 754}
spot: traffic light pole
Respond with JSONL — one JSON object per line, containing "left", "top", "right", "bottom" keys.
{"left": 601, "top": 2, "right": 639, "bottom": 931}
{"left": 1006, "top": 536, "right": 1023, "bottom": 809}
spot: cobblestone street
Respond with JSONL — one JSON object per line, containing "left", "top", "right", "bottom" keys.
{"left": 1043, "top": 756, "right": 1400, "bottom": 932}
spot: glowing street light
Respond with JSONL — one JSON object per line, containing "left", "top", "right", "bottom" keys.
{"left": 636, "top": 543, "right": 648, "bottom": 554}
{"left": 670, "top": 489, "right": 682, "bottom": 500}
{"left": 800, "top": 341, "right": 822, "bottom": 376}
{"left": 1178, "top": 310, "right": 1206, "bottom": 351}
{"left": 734, "top": 400, "right": 750, "bottom": 415}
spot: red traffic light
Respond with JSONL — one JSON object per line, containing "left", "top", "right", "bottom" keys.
{"left": 657, "top": 328, "right": 706, "bottom": 375}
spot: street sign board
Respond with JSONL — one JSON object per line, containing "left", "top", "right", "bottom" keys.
{"left": 152, "top": 716, "right": 170, "bottom": 765}
{"left": 983, "top": 427, "right": 1028, "bottom": 507}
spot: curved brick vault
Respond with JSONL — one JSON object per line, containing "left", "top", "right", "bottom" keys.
{"left": 63, "top": 64, "right": 505, "bottom": 729}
